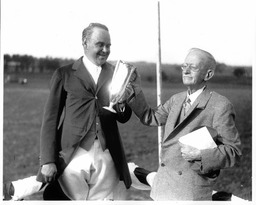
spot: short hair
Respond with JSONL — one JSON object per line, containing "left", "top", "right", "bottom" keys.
{"left": 82, "top": 23, "right": 109, "bottom": 43}
{"left": 189, "top": 48, "right": 216, "bottom": 71}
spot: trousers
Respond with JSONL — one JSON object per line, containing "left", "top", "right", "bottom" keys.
{"left": 58, "top": 139, "right": 119, "bottom": 200}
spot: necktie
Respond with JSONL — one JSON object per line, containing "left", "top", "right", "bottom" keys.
{"left": 183, "top": 98, "right": 191, "bottom": 115}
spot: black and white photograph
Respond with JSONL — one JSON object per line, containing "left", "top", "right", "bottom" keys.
{"left": 1, "top": 0, "right": 254, "bottom": 202}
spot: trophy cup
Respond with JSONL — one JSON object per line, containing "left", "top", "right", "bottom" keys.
{"left": 103, "top": 60, "right": 136, "bottom": 113}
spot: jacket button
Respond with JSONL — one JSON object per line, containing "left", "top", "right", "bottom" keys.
{"left": 178, "top": 171, "right": 182, "bottom": 175}
{"left": 161, "top": 163, "right": 165, "bottom": 167}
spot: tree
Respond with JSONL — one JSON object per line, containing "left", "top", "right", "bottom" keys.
{"left": 162, "top": 70, "right": 168, "bottom": 82}
{"left": 4, "top": 54, "right": 11, "bottom": 71}
{"left": 233, "top": 67, "right": 245, "bottom": 78}
{"left": 20, "top": 55, "right": 34, "bottom": 72}
{"left": 38, "top": 57, "right": 60, "bottom": 73}
{"left": 215, "top": 63, "right": 227, "bottom": 74}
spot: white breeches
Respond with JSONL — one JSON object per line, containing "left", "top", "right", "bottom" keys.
{"left": 58, "top": 139, "right": 119, "bottom": 200}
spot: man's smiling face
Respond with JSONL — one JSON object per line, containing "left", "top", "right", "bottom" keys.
{"left": 83, "top": 27, "right": 111, "bottom": 66}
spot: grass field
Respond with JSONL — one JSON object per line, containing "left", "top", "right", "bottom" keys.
{"left": 3, "top": 73, "right": 252, "bottom": 200}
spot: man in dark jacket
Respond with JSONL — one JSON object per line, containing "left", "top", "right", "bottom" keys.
{"left": 37, "top": 23, "right": 132, "bottom": 200}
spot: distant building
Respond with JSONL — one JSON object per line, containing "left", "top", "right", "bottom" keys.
{"left": 5, "top": 61, "right": 21, "bottom": 73}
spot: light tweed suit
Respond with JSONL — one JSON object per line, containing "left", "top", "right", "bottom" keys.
{"left": 129, "top": 87, "right": 241, "bottom": 200}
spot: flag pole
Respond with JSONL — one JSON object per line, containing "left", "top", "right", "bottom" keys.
{"left": 156, "top": 0, "right": 163, "bottom": 164}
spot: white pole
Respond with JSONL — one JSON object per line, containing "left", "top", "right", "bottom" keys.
{"left": 156, "top": 1, "right": 163, "bottom": 164}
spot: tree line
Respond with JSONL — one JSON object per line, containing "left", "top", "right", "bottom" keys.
{"left": 4, "top": 54, "right": 251, "bottom": 80}
{"left": 4, "top": 54, "right": 75, "bottom": 73}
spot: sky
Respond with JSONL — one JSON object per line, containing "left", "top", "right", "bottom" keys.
{"left": 1, "top": 0, "right": 255, "bottom": 66}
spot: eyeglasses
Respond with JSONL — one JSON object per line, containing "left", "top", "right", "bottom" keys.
{"left": 180, "top": 64, "right": 200, "bottom": 72}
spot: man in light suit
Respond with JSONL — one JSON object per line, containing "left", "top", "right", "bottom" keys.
{"left": 35, "top": 23, "right": 132, "bottom": 200}
{"left": 128, "top": 48, "right": 242, "bottom": 200}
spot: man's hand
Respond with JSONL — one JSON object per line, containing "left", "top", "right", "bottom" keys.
{"left": 129, "top": 68, "right": 137, "bottom": 83}
{"left": 129, "top": 69, "right": 141, "bottom": 85}
{"left": 118, "top": 68, "right": 141, "bottom": 104}
{"left": 116, "top": 102, "right": 126, "bottom": 112}
{"left": 41, "top": 163, "right": 57, "bottom": 183}
{"left": 180, "top": 143, "right": 202, "bottom": 162}
{"left": 118, "top": 84, "right": 134, "bottom": 103}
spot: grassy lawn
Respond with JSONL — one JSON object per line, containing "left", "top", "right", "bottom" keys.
{"left": 3, "top": 74, "right": 252, "bottom": 200}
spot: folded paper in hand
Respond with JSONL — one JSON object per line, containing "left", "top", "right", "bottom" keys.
{"left": 179, "top": 126, "right": 217, "bottom": 150}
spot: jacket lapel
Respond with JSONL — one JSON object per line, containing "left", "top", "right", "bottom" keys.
{"left": 191, "top": 89, "right": 212, "bottom": 112}
{"left": 162, "top": 92, "right": 186, "bottom": 142}
{"left": 170, "top": 92, "right": 187, "bottom": 129}
{"left": 73, "top": 57, "right": 96, "bottom": 92}
{"left": 163, "top": 89, "right": 212, "bottom": 142}
{"left": 96, "top": 63, "right": 113, "bottom": 94}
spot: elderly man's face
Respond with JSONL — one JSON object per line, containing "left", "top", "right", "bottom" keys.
{"left": 182, "top": 51, "right": 210, "bottom": 91}
{"left": 83, "top": 27, "right": 111, "bottom": 66}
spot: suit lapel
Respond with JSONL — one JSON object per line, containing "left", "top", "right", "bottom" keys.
{"left": 169, "top": 92, "right": 187, "bottom": 130}
{"left": 72, "top": 58, "right": 114, "bottom": 96}
{"left": 73, "top": 57, "right": 96, "bottom": 92}
{"left": 192, "top": 89, "right": 212, "bottom": 111}
{"left": 163, "top": 89, "right": 212, "bottom": 142}
{"left": 162, "top": 92, "right": 186, "bottom": 142}
{"left": 96, "top": 63, "right": 113, "bottom": 94}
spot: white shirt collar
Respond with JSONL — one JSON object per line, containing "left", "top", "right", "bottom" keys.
{"left": 187, "top": 86, "right": 206, "bottom": 105}
{"left": 82, "top": 55, "right": 102, "bottom": 84}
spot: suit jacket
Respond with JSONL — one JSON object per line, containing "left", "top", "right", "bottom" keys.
{"left": 37, "top": 57, "right": 132, "bottom": 189}
{"left": 129, "top": 87, "right": 242, "bottom": 200}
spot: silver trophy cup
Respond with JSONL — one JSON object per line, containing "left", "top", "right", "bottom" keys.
{"left": 103, "top": 60, "right": 136, "bottom": 113}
